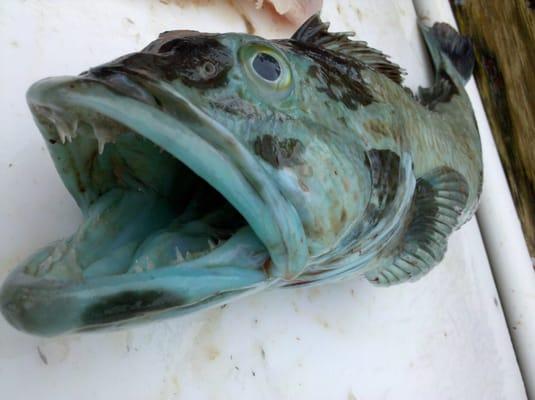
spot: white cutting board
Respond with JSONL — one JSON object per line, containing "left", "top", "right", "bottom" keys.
{"left": 0, "top": 1, "right": 527, "bottom": 399}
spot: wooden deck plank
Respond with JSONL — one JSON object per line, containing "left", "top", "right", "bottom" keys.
{"left": 451, "top": 0, "right": 535, "bottom": 259}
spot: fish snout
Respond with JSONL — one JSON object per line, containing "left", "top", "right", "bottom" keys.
{"left": 82, "top": 66, "right": 159, "bottom": 107}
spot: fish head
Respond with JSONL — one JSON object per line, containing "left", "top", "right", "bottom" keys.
{"left": 25, "top": 29, "right": 381, "bottom": 275}
{"left": 3, "top": 22, "right": 413, "bottom": 335}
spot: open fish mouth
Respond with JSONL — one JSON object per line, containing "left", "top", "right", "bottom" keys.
{"left": 1, "top": 70, "right": 306, "bottom": 335}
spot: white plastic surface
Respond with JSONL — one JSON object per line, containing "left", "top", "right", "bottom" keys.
{"left": 0, "top": 1, "right": 527, "bottom": 399}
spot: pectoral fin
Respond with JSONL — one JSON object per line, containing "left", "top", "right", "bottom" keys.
{"left": 366, "top": 167, "right": 469, "bottom": 286}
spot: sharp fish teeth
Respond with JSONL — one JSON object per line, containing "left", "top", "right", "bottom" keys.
{"left": 208, "top": 239, "right": 216, "bottom": 250}
{"left": 175, "top": 247, "right": 184, "bottom": 263}
{"left": 92, "top": 122, "right": 120, "bottom": 155}
{"left": 185, "top": 251, "right": 192, "bottom": 260}
{"left": 97, "top": 137, "right": 106, "bottom": 155}
{"left": 132, "top": 265, "right": 143, "bottom": 273}
{"left": 57, "top": 122, "right": 68, "bottom": 144}
{"left": 53, "top": 115, "right": 78, "bottom": 144}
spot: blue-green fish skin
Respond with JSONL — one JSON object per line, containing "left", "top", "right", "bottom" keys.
{"left": 0, "top": 15, "right": 482, "bottom": 336}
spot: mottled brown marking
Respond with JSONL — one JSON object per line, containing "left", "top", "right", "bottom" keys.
{"left": 211, "top": 96, "right": 262, "bottom": 118}
{"left": 419, "top": 72, "right": 460, "bottom": 110}
{"left": 362, "top": 149, "right": 400, "bottom": 226}
{"left": 82, "top": 290, "right": 186, "bottom": 325}
{"left": 309, "top": 216, "right": 325, "bottom": 237}
{"left": 88, "top": 36, "right": 233, "bottom": 89}
{"left": 289, "top": 15, "right": 404, "bottom": 84}
{"left": 340, "top": 209, "right": 347, "bottom": 224}
{"left": 298, "top": 164, "right": 314, "bottom": 177}
{"left": 329, "top": 206, "right": 347, "bottom": 235}
{"left": 262, "top": 258, "right": 272, "bottom": 276}
{"left": 339, "top": 178, "right": 349, "bottom": 192}
{"left": 363, "top": 120, "right": 391, "bottom": 140}
{"left": 253, "top": 135, "right": 304, "bottom": 168}
{"left": 298, "top": 179, "right": 310, "bottom": 192}
{"left": 275, "top": 35, "right": 375, "bottom": 110}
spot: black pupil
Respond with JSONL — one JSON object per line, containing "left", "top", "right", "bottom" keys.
{"left": 252, "top": 53, "right": 281, "bottom": 81}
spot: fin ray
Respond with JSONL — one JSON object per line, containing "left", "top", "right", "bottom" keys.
{"left": 418, "top": 21, "right": 475, "bottom": 108}
{"left": 419, "top": 22, "right": 475, "bottom": 83}
{"left": 366, "top": 167, "right": 469, "bottom": 286}
{"left": 292, "top": 14, "right": 404, "bottom": 84}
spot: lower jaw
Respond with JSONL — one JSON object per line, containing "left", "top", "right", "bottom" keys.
{"left": 0, "top": 127, "right": 271, "bottom": 335}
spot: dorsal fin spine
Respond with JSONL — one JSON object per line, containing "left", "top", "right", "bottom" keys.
{"left": 291, "top": 14, "right": 404, "bottom": 84}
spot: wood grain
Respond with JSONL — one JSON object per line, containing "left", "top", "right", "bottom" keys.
{"left": 451, "top": 0, "right": 535, "bottom": 258}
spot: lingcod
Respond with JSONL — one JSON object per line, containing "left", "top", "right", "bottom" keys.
{"left": 0, "top": 15, "right": 482, "bottom": 336}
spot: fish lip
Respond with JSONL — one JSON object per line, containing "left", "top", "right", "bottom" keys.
{"left": 26, "top": 75, "right": 308, "bottom": 279}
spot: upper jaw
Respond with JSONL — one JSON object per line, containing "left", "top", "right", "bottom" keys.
{"left": 26, "top": 72, "right": 309, "bottom": 279}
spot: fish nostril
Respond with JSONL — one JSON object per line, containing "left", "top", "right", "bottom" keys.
{"left": 200, "top": 61, "right": 216, "bottom": 79}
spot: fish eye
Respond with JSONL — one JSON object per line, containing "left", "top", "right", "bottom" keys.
{"left": 239, "top": 44, "right": 292, "bottom": 98}
{"left": 252, "top": 53, "right": 281, "bottom": 81}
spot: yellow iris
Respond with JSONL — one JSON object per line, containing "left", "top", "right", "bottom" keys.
{"left": 239, "top": 43, "right": 293, "bottom": 99}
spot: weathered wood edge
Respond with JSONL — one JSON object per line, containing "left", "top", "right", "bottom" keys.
{"left": 450, "top": 0, "right": 535, "bottom": 260}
